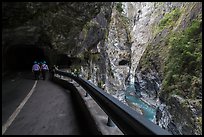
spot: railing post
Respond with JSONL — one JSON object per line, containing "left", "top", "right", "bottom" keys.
{"left": 85, "top": 92, "right": 89, "bottom": 97}
{"left": 107, "top": 117, "right": 115, "bottom": 127}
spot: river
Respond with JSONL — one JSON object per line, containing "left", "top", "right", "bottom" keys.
{"left": 125, "top": 84, "right": 156, "bottom": 122}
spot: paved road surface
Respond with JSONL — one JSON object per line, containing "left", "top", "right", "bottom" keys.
{"left": 2, "top": 71, "right": 86, "bottom": 135}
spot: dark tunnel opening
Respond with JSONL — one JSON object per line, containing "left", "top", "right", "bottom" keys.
{"left": 118, "top": 59, "right": 129, "bottom": 66}
{"left": 4, "top": 45, "right": 85, "bottom": 72}
{"left": 5, "top": 46, "right": 48, "bottom": 71}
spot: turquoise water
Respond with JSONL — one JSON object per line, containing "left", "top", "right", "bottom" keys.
{"left": 126, "top": 96, "right": 156, "bottom": 121}
{"left": 125, "top": 85, "right": 156, "bottom": 121}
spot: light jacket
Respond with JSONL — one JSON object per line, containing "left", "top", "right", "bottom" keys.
{"left": 32, "top": 64, "right": 40, "bottom": 71}
{"left": 41, "top": 64, "right": 49, "bottom": 70}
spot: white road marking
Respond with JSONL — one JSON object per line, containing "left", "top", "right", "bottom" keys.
{"left": 2, "top": 80, "right": 38, "bottom": 135}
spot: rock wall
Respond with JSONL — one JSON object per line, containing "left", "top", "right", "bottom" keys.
{"left": 102, "top": 2, "right": 185, "bottom": 99}
{"left": 76, "top": 3, "right": 114, "bottom": 88}
{"left": 134, "top": 2, "right": 202, "bottom": 135}
{"left": 102, "top": 2, "right": 184, "bottom": 95}
{"left": 104, "top": 4, "right": 131, "bottom": 99}
{"left": 100, "top": 2, "right": 202, "bottom": 135}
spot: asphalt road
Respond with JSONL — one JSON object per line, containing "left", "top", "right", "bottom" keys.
{"left": 2, "top": 71, "right": 85, "bottom": 135}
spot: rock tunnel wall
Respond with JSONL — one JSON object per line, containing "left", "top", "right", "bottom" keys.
{"left": 2, "top": 2, "right": 113, "bottom": 73}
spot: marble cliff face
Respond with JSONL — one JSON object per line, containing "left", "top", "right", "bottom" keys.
{"left": 2, "top": 2, "right": 202, "bottom": 135}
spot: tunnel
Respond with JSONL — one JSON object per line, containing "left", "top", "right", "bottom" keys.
{"left": 118, "top": 59, "right": 129, "bottom": 66}
{"left": 5, "top": 45, "right": 48, "bottom": 71}
{"left": 4, "top": 44, "right": 83, "bottom": 71}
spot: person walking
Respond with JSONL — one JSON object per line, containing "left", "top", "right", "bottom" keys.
{"left": 32, "top": 61, "right": 40, "bottom": 80}
{"left": 41, "top": 61, "right": 49, "bottom": 80}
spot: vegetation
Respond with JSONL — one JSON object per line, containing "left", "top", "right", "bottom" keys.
{"left": 162, "top": 19, "right": 202, "bottom": 99}
{"left": 140, "top": 5, "right": 202, "bottom": 100}
{"left": 137, "top": 6, "right": 202, "bottom": 135}
{"left": 159, "top": 8, "right": 181, "bottom": 30}
{"left": 152, "top": 8, "right": 181, "bottom": 38}
{"left": 138, "top": 39, "right": 169, "bottom": 78}
{"left": 196, "top": 116, "right": 202, "bottom": 133}
{"left": 143, "top": 10, "right": 183, "bottom": 72}
{"left": 116, "top": 2, "right": 123, "bottom": 13}
{"left": 139, "top": 14, "right": 202, "bottom": 102}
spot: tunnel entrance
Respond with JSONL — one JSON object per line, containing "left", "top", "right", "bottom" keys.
{"left": 5, "top": 45, "right": 47, "bottom": 70}
{"left": 118, "top": 59, "right": 129, "bottom": 66}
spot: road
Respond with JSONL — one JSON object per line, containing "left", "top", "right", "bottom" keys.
{"left": 2, "top": 71, "right": 87, "bottom": 135}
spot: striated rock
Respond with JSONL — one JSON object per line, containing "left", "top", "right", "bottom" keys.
{"left": 161, "top": 95, "right": 202, "bottom": 135}
{"left": 104, "top": 4, "right": 131, "bottom": 95}
{"left": 134, "top": 2, "right": 202, "bottom": 135}
{"left": 100, "top": 2, "right": 202, "bottom": 135}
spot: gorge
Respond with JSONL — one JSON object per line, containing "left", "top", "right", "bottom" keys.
{"left": 2, "top": 2, "right": 202, "bottom": 135}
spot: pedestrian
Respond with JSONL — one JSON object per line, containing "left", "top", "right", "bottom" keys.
{"left": 32, "top": 61, "right": 40, "bottom": 80}
{"left": 41, "top": 61, "right": 49, "bottom": 80}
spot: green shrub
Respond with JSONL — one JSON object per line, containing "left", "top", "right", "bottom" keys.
{"left": 116, "top": 2, "right": 123, "bottom": 13}
{"left": 162, "top": 18, "right": 202, "bottom": 99}
{"left": 159, "top": 8, "right": 181, "bottom": 30}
